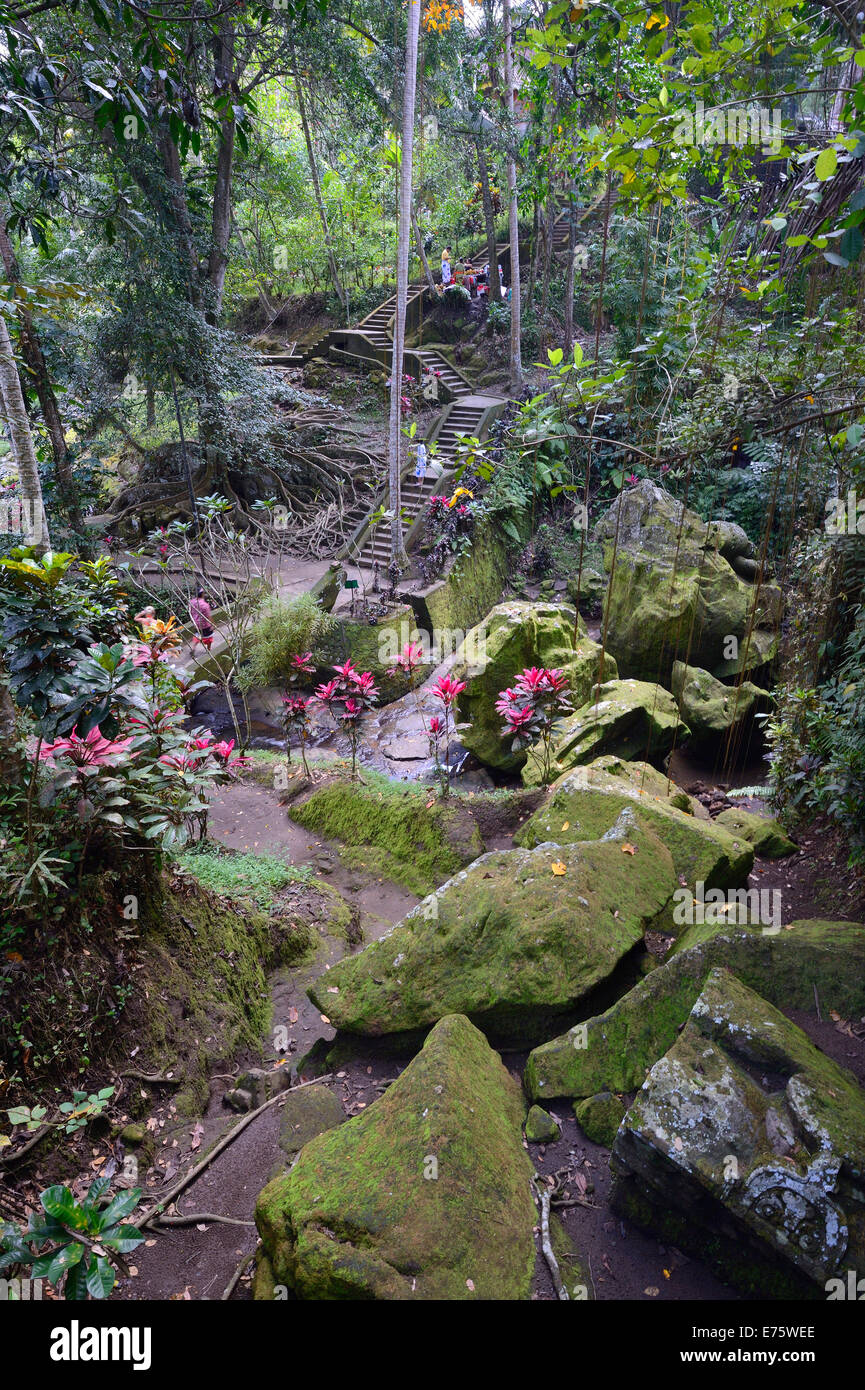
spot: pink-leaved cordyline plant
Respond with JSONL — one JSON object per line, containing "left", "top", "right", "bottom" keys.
{"left": 429, "top": 674, "right": 466, "bottom": 797}
{"left": 496, "top": 667, "right": 572, "bottom": 786}
{"left": 315, "top": 658, "right": 378, "bottom": 781}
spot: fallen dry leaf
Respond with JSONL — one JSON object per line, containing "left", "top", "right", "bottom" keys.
{"left": 621, "top": 843, "right": 636, "bottom": 855}
{"left": 551, "top": 861, "right": 567, "bottom": 875}
{"left": 644, "top": 1286, "right": 659, "bottom": 1297}
{"left": 561, "top": 821, "right": 570, "bottom": 831}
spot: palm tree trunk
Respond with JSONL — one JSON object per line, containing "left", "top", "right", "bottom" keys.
{"left": 0, "top": 313, "right": 50, "bottom": 554}
{"left": 503, "top": 0, "right": 522, "bottom": 390}
{"left": 387, "top": 0, "right": 421, "bottom": 571}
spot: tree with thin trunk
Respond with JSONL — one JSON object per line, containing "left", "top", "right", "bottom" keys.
{"left": 387, "top": 0, "right": 422, "bottom": 572}
{"left": 503, "top": 0, "right": 522, "bottom": 391}
{"left": 0, "top": 218, "right": 80, "bottom": 527}
{"left": 0, "top": 313, "right": 50, "bottom": 554}
{"left": 411, "top": 201, "right": 436, "bottom": 294}
{"left": 292, "top": 48, "right": 348, "bottom": 318}
{"left": 476, "top": 138, "right": 502, "bottom": 304}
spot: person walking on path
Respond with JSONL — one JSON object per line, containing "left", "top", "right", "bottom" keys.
{"left": 189, "top": 587, "right": 215, "bottom": 652}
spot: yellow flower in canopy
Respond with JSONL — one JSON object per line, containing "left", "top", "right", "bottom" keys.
{"left": 446, "top": 487, "right": 474, "bottom": 509}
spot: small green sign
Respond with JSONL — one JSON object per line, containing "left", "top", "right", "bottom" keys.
{"left": 345, "top": 578, "right": 359, "bottom": 589}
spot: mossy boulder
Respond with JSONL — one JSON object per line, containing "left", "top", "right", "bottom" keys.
{"left": 254, "top": 1014, "right": 537, "bottom": 1299}
{"left": 278, "top": 1083, "right": 346, "bottom": 1160}
{"left": 715, "top": 807, "right": 796, "bottom": 858}
{"left": 308, "top": 807, "right": 676, "bottom": 1045}
{"left": 315, "top": 606, "right": 433, "bottom": 705}
{"left": 524, "top": 918, "right": 865, "bottom": 1101}
{"left": 289, "top": 780, "right": 483, "bottom": 896}
{"left": 522, "top": 679, "right": 683, "bottom": 786}
{"left": 525, "top": 1105, "right": 560, "bottom": 1143}
{"left": 594, "top": 480, "right": 781, "bottom": 684}
{"left": 452, "top": 600, "right": 615, "bottom": 772}
{"left": 574, "top": 1092, "right": 626, "bottom": 1148}
{"left": 610, "top": 967, "right": 865, "bottom": 1296}
{"left": 516, "top": 756, "right": 752, "bottom": 902}
{"left": 671, "top": 661, "right": 770, "bottom": 749}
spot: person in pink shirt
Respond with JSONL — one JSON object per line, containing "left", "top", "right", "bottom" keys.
{"left": 189, "top": 587, "right": 214, "bottom": 651}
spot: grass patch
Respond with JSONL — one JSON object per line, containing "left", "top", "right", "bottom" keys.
{"left": 178, "top": 843, "right": 312, "bottom": 908}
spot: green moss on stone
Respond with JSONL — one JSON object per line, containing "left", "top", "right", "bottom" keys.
{"left": 525, "top": 918, "right": 865, "bottom": 1101}
{"left": 308, "top": 808, "right": 675, "bottom": 1044}
{"left": 289, "top": 781, "right": 483, "bottom": 896}
{"left": 525, "top": 1104, "right": 560, "bottom": 1143}
{"left": 254, "top": 1014, "right": 537, "bottom": 1300}
{"left": 714, "top": 807, "right": 796, "bottom": 858}
{"left": 573, "top": 1092, "right": 626, "bottom": 1148}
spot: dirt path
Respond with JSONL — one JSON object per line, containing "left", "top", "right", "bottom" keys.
{"left": 121, "top": 782, "right": 418, "bottom": 1301}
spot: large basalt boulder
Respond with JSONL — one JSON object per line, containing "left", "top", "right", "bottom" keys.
{"left": 521, "top": 679, "right": 685, "bottom": 787}
{"left": 452, "top": 601, "right": 615, "bottom": 771}
{"left": 670, "top": 661, "right": 770, "bottom": 749}
{"left": 594, "top": 480, "right": 781, "bottom": 683}
{"left": 610, "top": 968, "right": 865, "bottom": 1297}
{"left": 308, "top": 808, "right": 676, "bottom": 1044}
{"left": 254, "top": 1014, "right": 537, "bottom": 1300}
{"left": 524, "top": 919, "right": 865, "bottom": 1101}
{"left": 516, "top": 755, "right": 752, "bottom": 900}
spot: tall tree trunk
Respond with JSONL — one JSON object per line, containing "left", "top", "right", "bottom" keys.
{"left": 0, "top": 662, "right": 22, "bottom": 783}
{"left": 387, "top": 0, "right": 421, "bottom": 571}
{"left": 411, "top": 201, "right": 436, "bottom": 294}
{"left": 293, "top": 52, "right": 347, "bottom": 318}
{"left": 0, "top": 314, "right": 50, "bottom": 554}
{"left": 206, "top": 23, "right": 237, "bottom": 323}
{"left": 503, "top": 0, "right": 523, "bottom": 390}
{"left": 564, "top": 187, "right": 576, "bottom": 358}
{"left": 0, "top": 217, "right": 80, "bottom": 526}
{"left": 476, "top": 139, "right": 501, "bottom": 304}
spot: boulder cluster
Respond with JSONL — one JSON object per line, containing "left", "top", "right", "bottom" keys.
{"left": 251, "top": 484, "right": 865, "bottom": 1301}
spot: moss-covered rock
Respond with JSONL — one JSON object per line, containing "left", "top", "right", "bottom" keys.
{"left": 315, "top": 606, "right": 433, "bottom": 705}
{"left": 254, "top": 1014, "right": 537, "bottom": 1299}
{"left": 522, "top": 679, "right": 683, "bottom": 786}
{"left": 610, "top": 967, "right": 865, "bottom": 1296}
{"left": 452, "top": 600, "right": 615, "bottom": 772}
{"left": 525, "top": 1105, "right": 560, "bottom": 1143}
{"left": 516, "top": 756, "right": 752, "bottom": 900}
{"left": 594, "top": 480, "right": 781, "bottom": 684}
{"left": 278, "top": 1083, "right": 346, "bottom": 1160}
{"left": 574, "top": 1092, "right": 626, "bottom": 1148}
{"left": 525, "top": 918, "right": 865, "bottom": 1102}
{"left": 671, "top": 661, "right": 770, "bottom": 749}
{"left": 307, "top": 807, "right": 675, "bottom": 1044}
{"left": 413, "top": 515, "right": 516, "bottom": 640}
{"left": 288, "top": 780, "right": 483, "bottom": 896}
{"left": 715, "top": 807, "right": 796, "bottom": 858}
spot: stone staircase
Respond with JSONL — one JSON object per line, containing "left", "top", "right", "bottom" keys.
{"left": 354, "top": 393, "right": 507, "bottom": 573}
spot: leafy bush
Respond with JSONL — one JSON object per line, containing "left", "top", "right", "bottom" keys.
{"left": 0, "top": 1178, "right": 143, "bottom": 1299}
{"left": 238, "top": 592, "right": 336, "bottom": 692}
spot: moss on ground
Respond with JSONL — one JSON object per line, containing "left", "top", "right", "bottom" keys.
{"left": 289, "top": 780, "right": 483, "bottom": 895}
